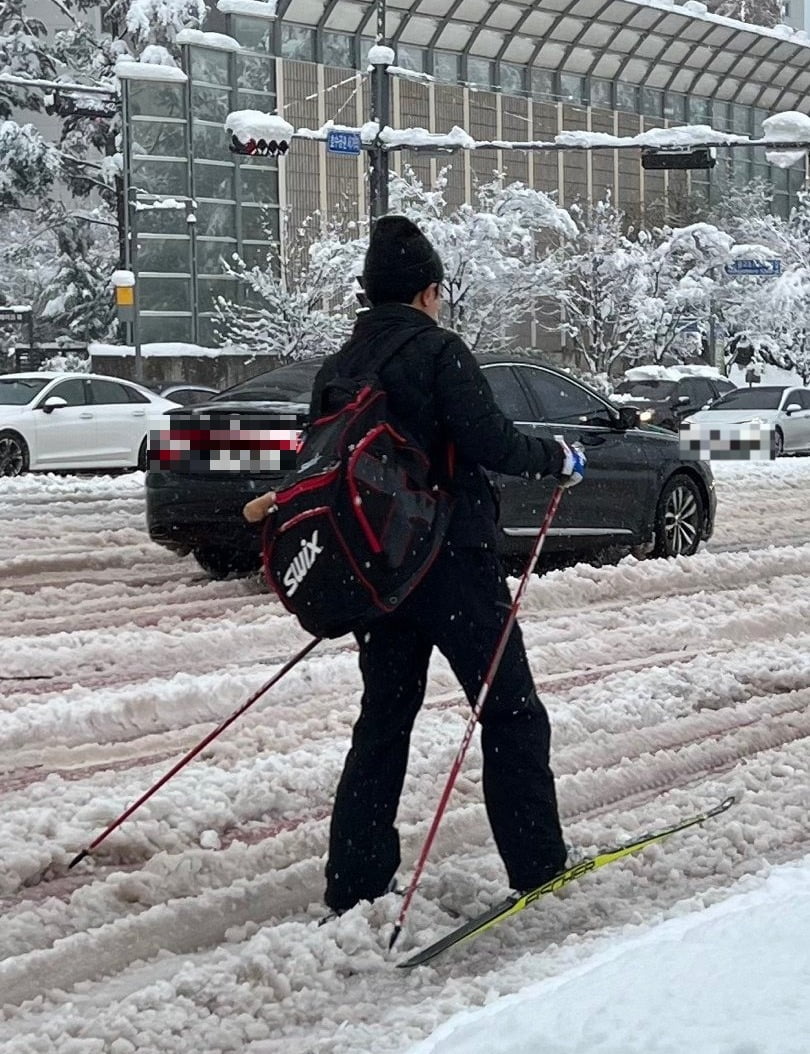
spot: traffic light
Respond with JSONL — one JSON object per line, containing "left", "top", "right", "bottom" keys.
{"left": 230, "top": 135, "right": 290, "bottom": 157}
{"left": 641, "top": 147, "right": 716, "bottom": 170}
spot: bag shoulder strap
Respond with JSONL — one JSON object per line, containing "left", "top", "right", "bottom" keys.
{"left": 368, "top": 324, "right": 436, "bottom": 383}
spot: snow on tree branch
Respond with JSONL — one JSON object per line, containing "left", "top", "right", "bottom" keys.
{"left": 124, "top": 0, "right": 206, "bottom": 44}
{"left": 0, "top": 120, "right": 60, "bottom": 207}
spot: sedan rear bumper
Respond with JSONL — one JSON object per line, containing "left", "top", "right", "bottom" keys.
{"left": 145, "top": 469, "right": 280, "bottom": 554}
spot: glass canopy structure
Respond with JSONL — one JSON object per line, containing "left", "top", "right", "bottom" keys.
{"left": 275, "top": 0, "right": 810, "bottom": 111}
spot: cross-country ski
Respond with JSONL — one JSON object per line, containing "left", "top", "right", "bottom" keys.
{"left": 399, "top": 796, "right": 736, "bottom": 968}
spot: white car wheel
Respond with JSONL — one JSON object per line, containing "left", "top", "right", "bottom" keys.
{"left": 0, "top": 432, "right": 29, "bottom": 476}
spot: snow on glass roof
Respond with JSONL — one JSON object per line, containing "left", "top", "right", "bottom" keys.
{"left": 275, "top": 0, "right": 810, "bottom": 111}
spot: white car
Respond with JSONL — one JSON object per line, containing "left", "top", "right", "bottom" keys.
{"left": 684, "top": 385, "right": 810, "bottom": 456}
{"left": 0, "top": 372, "right": 179, "bottom": 476}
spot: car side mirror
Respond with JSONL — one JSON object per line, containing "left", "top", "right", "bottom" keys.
{"left": 41, "top": 396, "right": 68, "bottom": 413}
{"left": 617, "top": 405, "right": 640, "bottom": 430}
{"left": 676, "top": 395, "right": 690, "bottom": 404}
{"left": 785, "top": 402, "right": 802, "bottom": 414}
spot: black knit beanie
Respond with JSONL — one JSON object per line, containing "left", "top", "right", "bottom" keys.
{"left": 362, "top": 215, "right": 444, "bottom": 306}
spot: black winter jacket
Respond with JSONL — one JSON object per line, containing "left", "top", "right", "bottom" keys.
{"left": 309, "top": 303, "right": 565, "bottom": 548}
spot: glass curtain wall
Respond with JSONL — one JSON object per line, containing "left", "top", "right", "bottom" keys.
{"left": 125, "top": 20, "right": 280, "bottom": 347}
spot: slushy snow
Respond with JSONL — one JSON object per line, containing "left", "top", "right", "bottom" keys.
{"left": 0, "top": 460, "right": 808, "bottom": 1053}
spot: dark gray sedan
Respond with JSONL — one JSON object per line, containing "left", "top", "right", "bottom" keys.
{"left": 146, "top": 358, "right": 715, "bottom": 578}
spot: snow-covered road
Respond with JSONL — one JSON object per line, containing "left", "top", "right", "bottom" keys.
{"left": 1, "top": 462, "right": 809, "bottom": 1053}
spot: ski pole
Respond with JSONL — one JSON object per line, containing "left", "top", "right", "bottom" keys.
{"left": 389, "top": 486, "right": 564, "bottom": 949}
{"left": 68, "top": 636, "right": 321, "bottom": 869}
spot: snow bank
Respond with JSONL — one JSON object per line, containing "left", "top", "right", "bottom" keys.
{"left": 409, "top": 856, "right": 810, "bottom": 1054}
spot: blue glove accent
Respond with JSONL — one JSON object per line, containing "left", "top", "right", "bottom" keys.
{"left": 554, "top": 437, "right": 586, "bottom": 488}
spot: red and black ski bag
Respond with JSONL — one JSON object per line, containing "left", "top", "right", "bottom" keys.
{"left": 263, "top": 349, "right": 454, "bottom": 639}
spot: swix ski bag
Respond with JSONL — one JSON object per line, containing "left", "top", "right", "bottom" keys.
{"left": 263, "top": 335, "right": 454, "bottom": 639}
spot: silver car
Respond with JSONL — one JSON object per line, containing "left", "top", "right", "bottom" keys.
{"left": 685, "top": 385, "right": 810, "bottom": 456}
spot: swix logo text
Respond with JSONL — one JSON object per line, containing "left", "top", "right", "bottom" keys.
{"left": 283, "top": 531, "right": 323, "bottom": 596}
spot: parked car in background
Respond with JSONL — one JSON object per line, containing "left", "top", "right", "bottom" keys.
{"left": 158, "top": 383, "right": 220, "bottom": 406}
{"left": 146, "top": 358, "right": 716, "bottom": 578}
{"left": 0, "top": 373, "right": 179, "bottom": 476}
{"left": 684, "top": 385, "right": 810, "bottom": 456}
{"left": 613, "top": 369, "right": 736, "bottom": 431}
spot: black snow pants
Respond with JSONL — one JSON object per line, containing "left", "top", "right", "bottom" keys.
{"left": 325, "top": 545, "right": 566, "bottom": 913}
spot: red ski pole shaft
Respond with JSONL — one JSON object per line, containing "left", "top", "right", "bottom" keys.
{"left": 390, "top": 487, "right": 564, "bottom": 949}
{"left": 68, "top": 636, "right": 321, "bottom": 869}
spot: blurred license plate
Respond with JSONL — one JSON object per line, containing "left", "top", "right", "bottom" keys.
{"left": 149, "top": 412, "right": 305, "bottom": 473}
{"left": 679, "top": 421, "right": 776, "bottom": 461}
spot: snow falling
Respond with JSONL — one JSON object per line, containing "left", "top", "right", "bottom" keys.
{"left": 1, "top": 463, "right": 809, "bottom": 1052}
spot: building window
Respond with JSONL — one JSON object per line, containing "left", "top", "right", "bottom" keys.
{"left": 280, "top": 23, "right": 315, "bottom": 61}
{"left": 641, "top": 87, "right": 663, "bottom": 118}
{"left": 689, "top": 97, "right": 711, "bottom": 125}
{"left": 590, "top": 79, "right": 612, "bottom": 109}
{"left": 359, "top": 38, "right": 375, "bottom": 68}
{"left": 615, "top": 82, "right": 637, "bottom": 112}
{"left": 664, "top": 93, "right": 686, "bottom": 122}
{"left": 433, "top": 51, "right": 459, "bottom": 83}
{"left": 559, "top": 73, "right": 585, "bottom": 106}
{"left": 232, "top": 16, "right": 272, "bottom": 53}
{"left": 322, "top": 31, "right": 353, "bottom": 68}
{"left": 733, "top": 104, "right": 751, "bottom": 135}
{"left": 467, "top": 56, "right": 493, "bottom": 88}
{"left": 499, "top": 62, "right": 525, "bottom": 96}
{"left": 190, "top": 47, "right": 230, "bottom": 86}
{"left": 397, "top": 45, "right": 425, "bottom": 72}
{"left": 530, "top": 67, "right": 556, "bottom": 101}
{"left": 712, "top": 100, "right": 731, "bottom": 130}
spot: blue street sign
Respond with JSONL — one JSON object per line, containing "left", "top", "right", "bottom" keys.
{"left": 326, "top": 130, "right": 362, "bottom": 156}
{"left": 724, "top": 258, "right": 782, "bottom": 277}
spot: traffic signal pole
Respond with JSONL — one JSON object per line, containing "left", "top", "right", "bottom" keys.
{"left": 368, "top": 0, "right": 390, "bottom": 227}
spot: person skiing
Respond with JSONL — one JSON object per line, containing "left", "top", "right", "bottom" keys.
{"left": 244, "top": 215, "right": 585, "bottom": 915}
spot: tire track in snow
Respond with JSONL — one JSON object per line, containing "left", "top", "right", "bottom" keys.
{"left": 2, "top": 711, "right": 808, "bottom": 1009}
{"left": 4, "top": 678, "right": 808, "bottom": 950}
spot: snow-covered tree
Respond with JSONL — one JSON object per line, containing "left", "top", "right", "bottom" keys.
{"left": 307, "top": 168, "right": 577, "bottom": 354}
{"left": 0, "top": 211, "right": 115, "bottom": 346}
{"left": 213, "top": 212, "right": 352, "bottom": 360}
{"left": 557, "top": 199, "right": 733, "bottom": 376}
{"left": 40, "top": 216, "right": 117, "bottom": 343}
{"left": 557, "top": 196, "right": 651, "bottom": 376}
{"left": 215, "top": 169, "right": 577, "bottom": 360}
{"left": 0, "top": 119, "right": 59, "bottom": 207}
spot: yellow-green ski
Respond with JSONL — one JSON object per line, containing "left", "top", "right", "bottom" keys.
{"left": 398, "top": 795, "right": 735, "bottom": 969}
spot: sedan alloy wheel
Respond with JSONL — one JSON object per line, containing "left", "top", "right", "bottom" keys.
{"left": 654, "top": 475, "right": 704, "bottom": 558}
{"left": 0, "top": 433, "right": 28, "bottom": 477}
